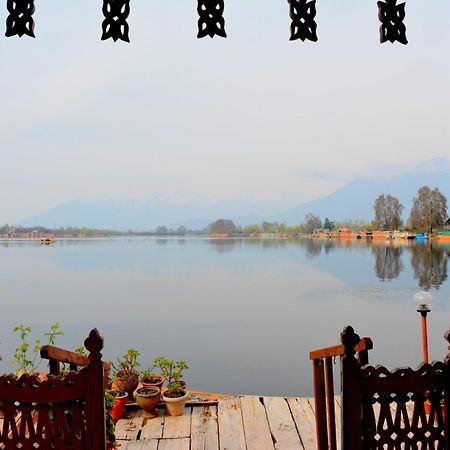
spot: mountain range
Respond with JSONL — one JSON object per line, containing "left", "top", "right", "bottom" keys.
{"left": 19, "top": 161, "right": 450, "bottom": 230}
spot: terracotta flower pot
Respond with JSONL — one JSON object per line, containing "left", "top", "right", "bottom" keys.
{"left": 163, "top": 390, "right": 189, "bottom": 416}
{"left": 136, "top": 387, "right": 161, "bottom": 419}
{"left": 112, "top": 371, "right": 139, "bottom": 402}
{"left": 141, "top": 375, "right": 165, "bottom": 393}
{"left": 110, "top": 392, "right": 128, "bottom": 421}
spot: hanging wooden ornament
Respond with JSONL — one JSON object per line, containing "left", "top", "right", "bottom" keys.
{"left": 377, "top": 0, "right": 408, "bottom": 45}
{"left": 101, "top": 0, "right": 131, "bottom": 43}
{"left": 197, "top": 0, "right": 227, "bottom": 38}
{"left": 288, "top": 0, "right": 318, "bottom": 42}
{"left": 5, "top": 0, "right": 35, "bottom": 38}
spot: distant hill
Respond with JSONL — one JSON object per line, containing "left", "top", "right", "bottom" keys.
{"left": 19, "top": 160, "right": 450, "bottom": 230}
{"left": 19, "top": 195, "right": 270, "bottom": 231}
{"left": 272, "top": 162, "right": 450, "bottom": 225}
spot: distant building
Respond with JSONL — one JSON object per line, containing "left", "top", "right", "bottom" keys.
{"left": 444, "top": 218, "right": 450, "bottom": 231}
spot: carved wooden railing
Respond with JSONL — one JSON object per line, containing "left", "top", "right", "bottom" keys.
{"left": 310, "top": 334, "right": 373, "bottom": 450}
{"left": 40, "top": 343, "right": 111, "bottom": 387}
{"left": 0, "top": 329, "right": 107, "bottom": 450}
{"left": 341, "top": 325, "right": 450, "bottom": 450}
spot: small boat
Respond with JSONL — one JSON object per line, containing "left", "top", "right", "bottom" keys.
{"left": 40, "top": 238, "right": 55, "bottom": 245}
{"left": 415, "top": 233, "right": 428, "bottom": 241}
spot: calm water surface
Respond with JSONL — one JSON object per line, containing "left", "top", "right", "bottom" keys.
{"left": 1, "top": 237, "right": 449, "bottom": 396}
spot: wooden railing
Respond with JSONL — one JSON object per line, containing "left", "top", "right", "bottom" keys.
{"left": 0, "top": 329, "right": 107, "bottom": 449}
{"left": 40, "top": 344, "right": 111, "bottom": 387}
{"left": 309, "top": 336, "right": 373, "bottom": 450}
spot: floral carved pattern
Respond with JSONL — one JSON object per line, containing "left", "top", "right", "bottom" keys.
{"left": 377, "top": 0, "right": 408, "bottom": 45}
{"left": 197, "top": 0, "right": 227, "bottom": 39}
{"left": 288, "top": 0, "right": 318, "bottom": 42}
{"left": 5, "top": 0, "right": 35, "bottom": 38}
{"left": 101, "top": 0, "right": 131, "bottom": 43}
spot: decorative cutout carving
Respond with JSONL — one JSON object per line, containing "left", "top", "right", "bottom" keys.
{"left": 5, "top": 0, "right": 35, "bottom": 38}
{"left": 377, "top": 0, "right": 408, "bottom": 45}
{"left": 288, "top": 0, "right": 318, "bottom": 42}
{"left": 360, "top": 362, "right": 447, "bottom": 448}
{"left": 197, "top": 0, "right": 227, "bottom": 39}
{"left": 101, "top": 0, "right": 131, "bottom": 43}
{"left": 0, "top": 373, "right": 87, "bottom": 446}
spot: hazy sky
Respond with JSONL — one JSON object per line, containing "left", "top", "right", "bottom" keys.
{"left": 1, "top": 1, "right": 450, "bottom": 223}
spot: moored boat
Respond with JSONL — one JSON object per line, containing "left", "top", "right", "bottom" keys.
{"left": 437, "top": 231, "right": 450, "bottom": 243}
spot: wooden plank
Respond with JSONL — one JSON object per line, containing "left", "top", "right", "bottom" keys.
{"left": 240, "top": 396, "right": 274, "bottom": 450}
{"left": 121, "top": 441, "right": 156, "bottom": 450}
{"left": 306, "top": 397, "right": 340, "bottom": 449}
{"left": 158, "top": 438, "right": 190, "bottom": 450}
{"left": 191, "top": 405, "right": 219, "bottom": 450}
{"left": 162, "top": 407, "right": 191, "bottom": 439}
{"left": 334, "top": 398, "right": 341, "bottom": 450}
{"left": 115, "top": 410, "right": 145, "bottom": 440}
{"left": 140, "top": 408, "right": 166, "bottom": 440}
{"left": 287, "top": 397, "right": 316, "bottom": 450}
{"left": 264, "top": 397, "right": 303, "bottom": 450}
{"left": 217, "top": 396, "right": 246, "bottom": 450}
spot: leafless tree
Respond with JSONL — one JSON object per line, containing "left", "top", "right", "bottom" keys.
{"left": 373, "top": 194, "right": 404, "bottom": 230}
{"left": 408, "top": 186, "right": 448, "bottom": 232}
{"left": 304, "top": 213, "right": 322, "bottom": 233}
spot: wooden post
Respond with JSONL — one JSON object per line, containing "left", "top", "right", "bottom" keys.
{"left": 84, "top": 329, "right": 107, "bottom": 450}
{"left": 313, "top": 358, "right": 329, "bottom": 450}
{"left": 444, "top": 329, "right": 450, "bottom": 449}
{"left": 341, "top": 325, "right": 362, "bottom": 450}
{"left": 325, "top": 356, "right": 337, "bottom": 450}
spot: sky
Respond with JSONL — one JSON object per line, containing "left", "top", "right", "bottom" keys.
{"left": 1, "top": 0, "right": 450, "bottom": 224}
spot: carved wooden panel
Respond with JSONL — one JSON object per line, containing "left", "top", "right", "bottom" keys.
{"left": 360, "top": 364, "right": 447, "bottom": 449}
{"left": 5, "top": 0, "right": 35, "bottom": 38}
{"left": 288, "top": 0, "right": 318, "bottom": 42}
{"left": 101, "top": 0, "right": 131, "bottom": 43}
{"left": 197, "top": 0, "right": 227, "bottom": 39}
{"left": 0, "top": 329, "right": 106, "bottom": 450}
{"left": 377, "top": 0, "right": 408, "bottom": 45}
{"left": 341, "top": 325, "right": 450, "bottom": 450}
{"left": 0, "top": 373, "right": 87, "bottom": 448}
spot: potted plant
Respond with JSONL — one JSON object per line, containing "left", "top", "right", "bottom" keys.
{"left": 163, "top": 381, "right": 189, "bottom": 416}
{"left": 158, "top": 358, "right": 189, "bottom": 416}
{"left": 12, "top": 322, "right": 64, "bottom": 376}
{"left": 135, "top": 387, "right": 161, "bottom": 419}
{"left": 108, "top": 391, "right": 128, "bottom": 421}
{"left": 111, "top": 349, "right": 140, "bottom": 402}
{"left": 140, "top": 358, "right": 165, "bottom": 391}
{"left": 105, "top": 390, "right": 118, "bottom": 449}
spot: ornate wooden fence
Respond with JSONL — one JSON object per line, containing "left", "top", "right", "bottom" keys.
{"left": 310, "top": 334, "right": 373, "bottom": 450}
{"left": 0, "top": 329, "right": 107, "bottom": 450}
{"left": 312, "top": 325, "right": 450, "bottom": 450}
{"left": 5, "top": 0, "right": 409, "bottom": 44}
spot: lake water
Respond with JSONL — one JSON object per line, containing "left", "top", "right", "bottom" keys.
{"left": 0, "top": 237, "right": 449, "bottom": 396}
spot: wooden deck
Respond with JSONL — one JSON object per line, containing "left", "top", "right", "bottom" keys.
{"left": 116, "top": 394, "right": 324, "bottom": 450}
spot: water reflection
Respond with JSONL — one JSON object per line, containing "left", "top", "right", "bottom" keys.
{"left": 1, "top": 237, "right": 450, "bottom": 396}
{"left": 372, "top": 244, "right": 404, "bottom": 281}
{"left": 304, "top": 239, "right": 323, "bottom": 259}
{"left": 410, "top": 244, "right": 448, "bottom": 289}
